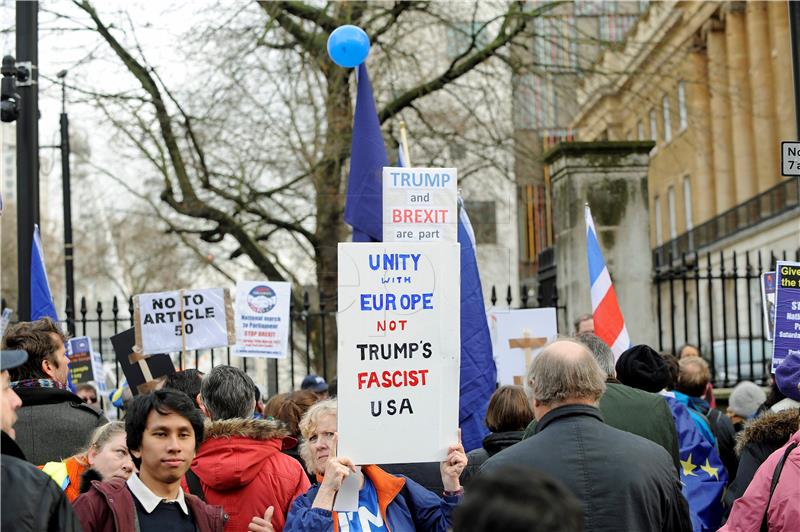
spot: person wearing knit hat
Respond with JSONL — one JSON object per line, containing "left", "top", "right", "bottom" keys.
{"left": 773, "top": 352, "right": 800, "bottom": 412}
{"left": 615, "top": 345, "right": 671, "bottom": 393}
{"left": 726, "top": 381, "right": 766, "bottom": 433}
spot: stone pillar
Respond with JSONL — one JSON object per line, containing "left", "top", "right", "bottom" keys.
{"left": 747, "top": 1, "right": 779, "bottom": 193}
{"left": 547, "top": 141, "right": 657, "bottom": 347}
{"left": 769, "top": 1, "right": 798, "bottom": 147}
{"left": 707, "top": 20, "right": 736, "bottom": 213}
{"left": 725, "top": 3, "right": 758, "bottom": 203}
{"left": 688, "top": 36, "right": 716, "bottom": 224}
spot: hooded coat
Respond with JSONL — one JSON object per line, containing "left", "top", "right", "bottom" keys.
{"left": 185, "top": 418, "right": 311, "bottom": 532}
{"left": 720, "top": 429, "right": 800, "bottom": 532}
{"left": 724, "top": 408, "right": 800, "bottom": 511}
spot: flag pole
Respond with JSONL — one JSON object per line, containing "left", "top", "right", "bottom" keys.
{"left": 399, "top": 120, "right": 412, "bottom": 167}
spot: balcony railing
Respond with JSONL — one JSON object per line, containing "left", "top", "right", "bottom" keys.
{"left": 653, "top": 177, "right": 800, "bottom": 267}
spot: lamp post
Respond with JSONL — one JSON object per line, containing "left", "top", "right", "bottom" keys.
{"left": 57, "top": 70, "right": 76, "bottom": 335}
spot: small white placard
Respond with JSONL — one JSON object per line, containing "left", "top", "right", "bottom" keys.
{"left": 492, "top": 308, "right": 558, "bottom": 386}
{"left": 382, "top": 167, "right": 458, "bottom": 243}
{"left": 233, "top": 281, "right": 291, "bottom": 358}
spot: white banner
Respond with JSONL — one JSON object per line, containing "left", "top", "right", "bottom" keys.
{"left": 233, "top": 281, "right": 291, "bottom": 358}
{"left": 134, "top": 288, "right": 234, "bottom": 355}
{"left": 492, "top": 308, "right": 558, "bottom": 386}
{"left": 337, "top": 242, "right": 460, "bottom": 464}
{"left": 382, "top": 167, "right": 457, "bottom": 243}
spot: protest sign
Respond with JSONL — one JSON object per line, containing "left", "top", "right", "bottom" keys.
{"left": 233, "top": 280, "right": 291, "bottom": 358}
{"left": 492, "top": 308, "right": 558, "bottom": 385}
{"left": 337, "top": 242, "right": 460, "bottom": 464}
{"left": 134, "top": 288, "right": 235, "bottom": 355}
{"left": 67, "top": 336, "right": 94, "bottom": 385}
{"left": 91, "top": 351, "right": 107, "bottom": 392}
{"left": 761, "top": 271, "right": 777, "bottom": 341}
{"left": 111, "top": 328, "right": 176, "bottom": 395}
{"left": 772, "top": 261, "right": 800, "bottom": 371}
{"left": 382, "top": 167, "right": 457, "bottom": 243}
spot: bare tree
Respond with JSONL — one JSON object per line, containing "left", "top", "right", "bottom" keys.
{"left": 64, "top": 0, "right": 550, "bottom": 372}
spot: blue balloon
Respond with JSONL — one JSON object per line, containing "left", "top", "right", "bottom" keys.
{"left": 327, "top": 25, "right": 370, "bottom": 68}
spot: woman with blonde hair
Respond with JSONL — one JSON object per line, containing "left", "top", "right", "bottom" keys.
{"left": 39, "top": 421, "right": 134, "bottom": 502}
{"left": 285, "top": 399, "right": 467, "bottom": 531}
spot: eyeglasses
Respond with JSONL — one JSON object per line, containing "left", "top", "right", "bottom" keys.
{"left": 85, "top": 396, "right": 97, "bottom": 404}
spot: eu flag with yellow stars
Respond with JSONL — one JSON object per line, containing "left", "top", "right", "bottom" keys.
{"left": 663, "top": 395, "right": 727, "bottom": 532}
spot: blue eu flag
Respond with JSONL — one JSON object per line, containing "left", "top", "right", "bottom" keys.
{"left": 663, "top": 395, "right": 727, "bottom": 531}
{"left": 344, "top": 64, "right": 495, "bottom": 451}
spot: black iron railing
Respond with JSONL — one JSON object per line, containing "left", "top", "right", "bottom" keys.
{"left": 654, "top": 247, "right": 800, "bottom": 388}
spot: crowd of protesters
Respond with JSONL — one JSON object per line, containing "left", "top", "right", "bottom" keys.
{"left": 1, "top": 316, "right": 799, "bottom": 531}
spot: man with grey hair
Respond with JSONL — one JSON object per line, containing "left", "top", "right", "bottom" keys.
{"left": 483, "top": 340, "right": 691, "bottom": 532}
{"left": 526, "top": 333, "right": 681, "bottom": 471}
{"left": 190, "top": 365, "right": 310, "bottom": 531}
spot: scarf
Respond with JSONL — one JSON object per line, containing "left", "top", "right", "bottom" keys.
{"left": 11, "top": 378, "right": 68, "bottom": 391}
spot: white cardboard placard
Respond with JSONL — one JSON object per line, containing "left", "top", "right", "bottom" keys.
{"left": 135, "top": 288, "right": 232, "bottom": 355}
{"left": 382, "top": 167, "right": 457, "bottom": 243}
{"left": 233, "top": 280, "right": 291, "bottom": 358}
{"left": 337, "top": 242, "right": 460, "bottom": 465}
{"left": 492, "top": 308, "right": 558, "bottom": 386}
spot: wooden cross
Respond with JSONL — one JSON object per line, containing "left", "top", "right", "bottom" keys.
{"left": 508, "top": 329, "right": 548, "bottom": 385}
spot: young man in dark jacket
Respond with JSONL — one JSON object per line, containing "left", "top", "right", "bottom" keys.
{"left": 74, "top": 389, "right": 226, "bottom": 532}
{"left": 482, "top": 340, "right": 692, "bottom": 532}
{"left": 3, "top": 318, "right": 107, "bottom": 464}
{"left": 1, "top": 349, "right": 82, "bottom": 532}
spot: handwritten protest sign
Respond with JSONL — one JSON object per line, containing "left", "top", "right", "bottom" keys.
{"left": 67, "top": 336, "right": 95, "bottom": 385}
{"left": 337, "top": 242, "right": 460, "bottom": 464}
{"left": 233, "top": 280, "right": 291, "bottom": 358}
{"left": 382, "top": 167, "right": 457, "bottom": 243}
{"left": 772, "top": 261, "right": 800, "bottom": 371}
{"left": 134, "top": 288, "right": 235, "bottom": 355}
{"left": 492, "top": 308, "right": 557, "bottom": 385}
{"left": 91, "top": 351, "right": 106, "bottom": 392}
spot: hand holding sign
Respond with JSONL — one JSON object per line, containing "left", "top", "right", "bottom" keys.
{"left": 440, "top": 429, "right": 467, "bottom": 493}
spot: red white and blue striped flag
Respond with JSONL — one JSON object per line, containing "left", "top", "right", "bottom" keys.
{"left": 585, "top": 205, "right": 630, "bottom": 358}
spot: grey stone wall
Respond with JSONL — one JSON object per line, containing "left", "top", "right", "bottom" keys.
{"left": 546, "top": 141, "right": 657, "bottom": 346}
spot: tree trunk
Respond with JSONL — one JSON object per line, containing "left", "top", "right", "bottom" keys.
{"left": 312, "top": 64, "right": 353, "bottom": 379}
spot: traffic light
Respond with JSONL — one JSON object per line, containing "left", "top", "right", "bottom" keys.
{"left": 1, "top": 55, "right": 20, "bottom": 123}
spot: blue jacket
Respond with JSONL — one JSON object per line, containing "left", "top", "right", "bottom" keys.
{"left": 284, "top": 465, "right": 460, "bottom": 532}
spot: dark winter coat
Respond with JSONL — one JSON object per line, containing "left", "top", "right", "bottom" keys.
{"left": 483, "top": 404, "right": 692, "bottom": 532}
{"left": 724, "top": 408, "right": 800, "bottom": 511}
{"left": 14, "top": 386, "right": 107, "bottom": 465}
{"left": 461, "top": 430, "right": 524, "bottom": 485}
{"left": 73, "top": 477, "right": 225, "bottom": 532}
{"left": 1, "top": 430, "right": 83, "bottom": 532}
{"left": 184, "top": 418, "right": 311, "bottom": 532}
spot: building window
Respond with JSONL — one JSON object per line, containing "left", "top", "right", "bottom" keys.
{"left": 464, "top": 200, "right": 497, "bottom": 245}
{"left": 662, "top": 95, "right": 672, "bottom": 143}
{"left": 683, "top": 175, "right": 693, "bottom": 230}
{"left": 654, "top": 195, "right": 663, "bottom": 245}
{"left": 649, "top": 109, "right": 657, "bottom": 142}
{"left": 637, "top": 120, "right": 644, "bottom": 141}
{"left": 677, "top": 81, "right": 688, "bottom": 131}
{"left": 667, "top": 186, "right": 677, "bottom": 239}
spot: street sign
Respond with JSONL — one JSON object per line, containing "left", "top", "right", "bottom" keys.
{"left": 781, "top": 141, "right": 800, "bottom": 176}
